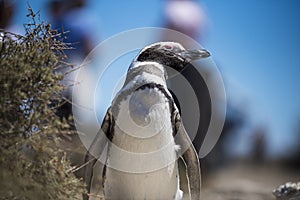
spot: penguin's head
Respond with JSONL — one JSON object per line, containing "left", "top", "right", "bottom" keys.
{"left": 134, "top": 41, "right": 210, "bottom": 71}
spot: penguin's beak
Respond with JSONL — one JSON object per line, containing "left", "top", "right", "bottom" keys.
{"left": 178, "top": 49, "right": 211, "bottom": 62}
{"left": 165, "top": 48, "right": 211, "bottom": 73}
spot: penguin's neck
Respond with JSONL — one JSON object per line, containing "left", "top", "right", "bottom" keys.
{"left": 111, "top": 61, "right": 170, "bottom": 113}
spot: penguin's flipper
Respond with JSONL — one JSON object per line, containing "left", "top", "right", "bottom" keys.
{"left": 174, "top": 111, "right": 201, "bottom": 200}
{"left": 83, "top": 107, "right": 113, "bottom": 200}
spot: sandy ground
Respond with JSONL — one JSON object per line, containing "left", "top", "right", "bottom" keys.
{"left": 202, "top": 162, "right": 300, "bottom": 200}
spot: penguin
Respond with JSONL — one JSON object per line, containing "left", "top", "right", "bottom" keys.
{"left": 83, "top": 42, "right": 210, "bottom": 200}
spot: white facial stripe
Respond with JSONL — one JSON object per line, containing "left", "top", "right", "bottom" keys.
{"left": 129, "top": 61, "right": 165, "bottom": 73}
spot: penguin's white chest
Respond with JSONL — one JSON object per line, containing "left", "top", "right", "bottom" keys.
{"left": 104, "top": 87, "right": 182, "bottom": 200}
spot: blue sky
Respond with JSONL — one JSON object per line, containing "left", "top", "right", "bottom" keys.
{"left": 202, "top": 1, "right": 300, "bottom": 157}
{"left": 13, "top": 0, "right": 300, "bottom": 157}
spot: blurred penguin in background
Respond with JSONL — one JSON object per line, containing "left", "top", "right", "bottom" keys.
{"left": 48, "top": 0, "right": 100, "bottom": 120}
{"left": 161, "top": 0, "right": 244, "bottom": 174}
{"left": 0, "top": 0, "right": 22, "bottom": 36}
{"left": 163, "top": 0, "right": 207, "bottom": 45}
